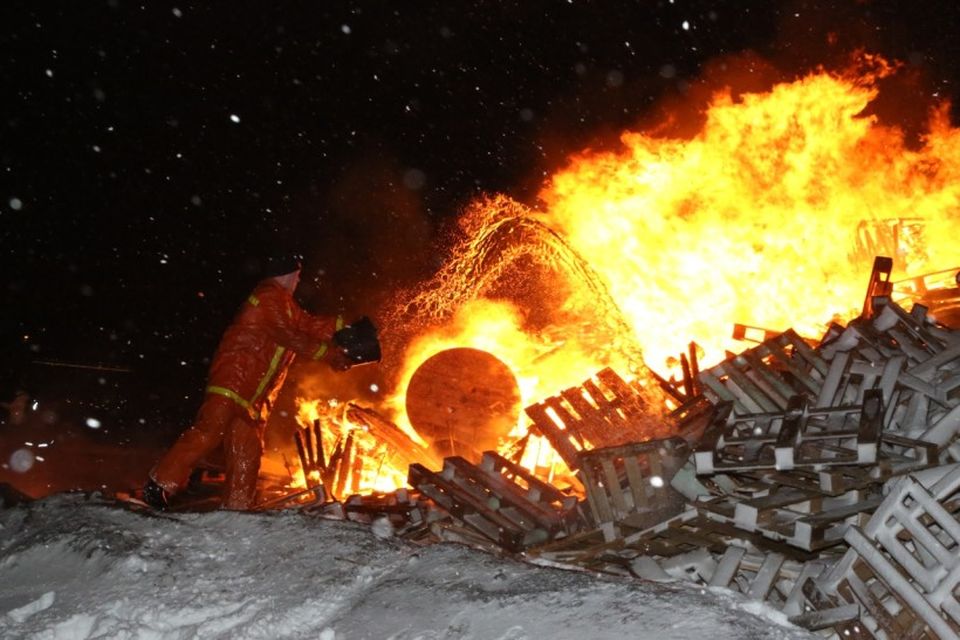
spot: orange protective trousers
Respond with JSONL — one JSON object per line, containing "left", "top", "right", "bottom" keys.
{"left": 151, "top": 393, "right": 264, "bottom": 510}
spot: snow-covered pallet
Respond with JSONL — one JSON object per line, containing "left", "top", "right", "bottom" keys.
{"left": 695, "top": 283, "right": 960, "bottom": 456}
{"left": 524, "top": 367, "right": 670, "bottom": 470}
{"left": 408, "top": 451, "right": 581, "bottom": 552}
{"left": 530, "top": 510, "right": 733, "bottom": 575}
{"left": 628, "top": 545, "right": 844, "bottom": 624}
{"left": 711, "top": 432, "right": 937, "bottom": 498}
{"left": 813, "top": 464, "right": 960, "bottom": 639}
{"left": 697, "top": 484, "right": 882, "bottom": 552}
{"left": 694, "top": 391, "right": 884, "bottom": 474}
{"left": 532, "top": 507, "right": 821, "bottom": 572}
{"left": 820, "top": 299, "right": 960, "bottom": 447}
{"left": 576, "top": 437, "right": 689, "bottom": 542}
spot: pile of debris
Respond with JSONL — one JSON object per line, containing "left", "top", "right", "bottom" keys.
{"left": 290, "top": 257, "right": 960, "bottom": 639}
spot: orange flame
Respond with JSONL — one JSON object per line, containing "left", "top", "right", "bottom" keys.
{"left": 296, "top": 54, "right": 960, "bottom": 497}
{"left": 292, "top": 398, "right": 408, "bottom": 497}
{"left": 535, "top": 55, "right": 960, "bottom": 372}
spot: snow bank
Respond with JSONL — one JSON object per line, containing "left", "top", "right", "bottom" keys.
{"left": 0, "top": 495, "right": 813, "bottom": 639}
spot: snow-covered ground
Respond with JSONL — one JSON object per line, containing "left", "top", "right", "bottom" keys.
{"left": 0, "top": 495, "right": 814, "bottom": 640}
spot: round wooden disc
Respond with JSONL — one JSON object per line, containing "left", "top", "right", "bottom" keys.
{"left": 405, "top": 348, "right": 521, "bottom": 461}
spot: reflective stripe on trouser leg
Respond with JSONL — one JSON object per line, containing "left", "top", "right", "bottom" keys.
{"left": 223, "top": 415, "right": 263, "bottom": 510}
{"left": 206, "top": 385, "right": 258, "bottom": 420}
{"left": 151, "top": 393, "right": 241, "bottom": 495}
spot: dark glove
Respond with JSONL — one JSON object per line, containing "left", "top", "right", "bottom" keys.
{"left": 332, "top": 316, "right": 381, "bottom": 368}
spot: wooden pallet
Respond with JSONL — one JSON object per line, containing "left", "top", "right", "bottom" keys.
{"left": 576, "top": 437, "right": 689, "bottom": 541}
{"left": 694, "top": 390, "right": 884, "bottom": 474}
{"left": 718, "top": 433, "right": 937, "bottom": 497}
{"left": 697, "top": 329, "right": 829, "bottom": 414}
{"left": 816, "top": 465, "right": 960, "bottom": 639}
{"left": 341, "top": 489, "right": 427, "bottom": 535}
{"left": 408, "top": 451, "right": 581, "bottom": 551}
{"left": 524, "top": 368, "right": 671, "bottom": 471}
{"left": 627, "top": 544, "right": 844, "bottom": 627}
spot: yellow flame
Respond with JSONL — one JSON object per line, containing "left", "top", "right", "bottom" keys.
{"left": 384, "top": 298, "right": 630, "bottom": 432}
{"left": 292, "top": 398, "right": 408, "bottom": 497}
{"left": 535, "top": 55, "right": 960, "bottom": 372}
{"left": 293, "top": 55, "right": 960, "bottom": 496}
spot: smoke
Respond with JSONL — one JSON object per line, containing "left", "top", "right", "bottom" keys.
{"left": 292, "top": 153, "right": 437, "bottom": 321}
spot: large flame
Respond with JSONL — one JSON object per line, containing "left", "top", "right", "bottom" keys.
{"left": 536, "top": 54, "right": 960, "bottom": 372}
{"left": 294, "top": 54, "right": 960, "bottom": 498}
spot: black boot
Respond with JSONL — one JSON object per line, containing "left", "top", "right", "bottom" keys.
{"left": 142, "top": 479, "right": 170, "bottom": 510}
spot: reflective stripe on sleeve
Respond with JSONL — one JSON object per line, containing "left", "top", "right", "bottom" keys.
{"left": 312, "top": 317, "right": 342, "bottom": 360}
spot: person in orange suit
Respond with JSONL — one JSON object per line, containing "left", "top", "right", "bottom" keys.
{"left": 143, "top": 262, "right": 378, "bottom": 510}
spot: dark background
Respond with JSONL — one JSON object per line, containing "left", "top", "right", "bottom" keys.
{"left": 3, "top": 1, "right": 960, "bottom": 449}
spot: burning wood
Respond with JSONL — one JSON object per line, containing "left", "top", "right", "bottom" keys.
{"left": 344, "top": 403, "right": 441, "bottom": 470}
{"left": 291, "top": 401, "right": 425, "bottom": 500}
{"left": 508, "top": 261, "right": 960, "bottom": 636}
{"left": 524, "top": 367, "right": 674, "bottom": 471}
{"left": 271, "top": 253, "right": 960, "bottom": 638}
{"left": 294, "top": 419, "right": 325, "bottom": 489}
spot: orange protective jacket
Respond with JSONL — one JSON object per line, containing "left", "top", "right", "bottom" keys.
{"left": 205, "top": 277, "right": 343, "bottom": 420}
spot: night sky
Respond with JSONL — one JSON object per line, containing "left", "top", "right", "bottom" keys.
{"left": 4, "top": 1, "right": 960, "bottom": 442}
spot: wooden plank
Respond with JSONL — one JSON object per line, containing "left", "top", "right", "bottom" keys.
{"left": 708, "top": 545, "right": 746, "bottom": 587}
{"left": 816, "top": 350, "right": 850, "bottom": 408}
{"left": 789, "top": 604, "right": 863, "bottom": 632}
{"left": 780, "top": 329, "right": 830, "bottom": 376}
{"left": 741, "top": 352, "right": 795, "bottom": 407}
{"left": 525, "top": 401, "right": 582, "bottom": 470}
{"left": 623, "top": 454, "right": 647, "bottom": 512}
{"left": 596, "top": 368, "right": 649, "bottom": 421}
{"left": 599, "top": 457, "right": 628, "bottom": 516}
{"left": 578, "top": 466, "right": 614, "bottom": 525}
{"left": 746, "top": 552, "right": 786, "bottom": 601}
{"left": 720, "top": 361, "right": 783, "bottom": 413}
